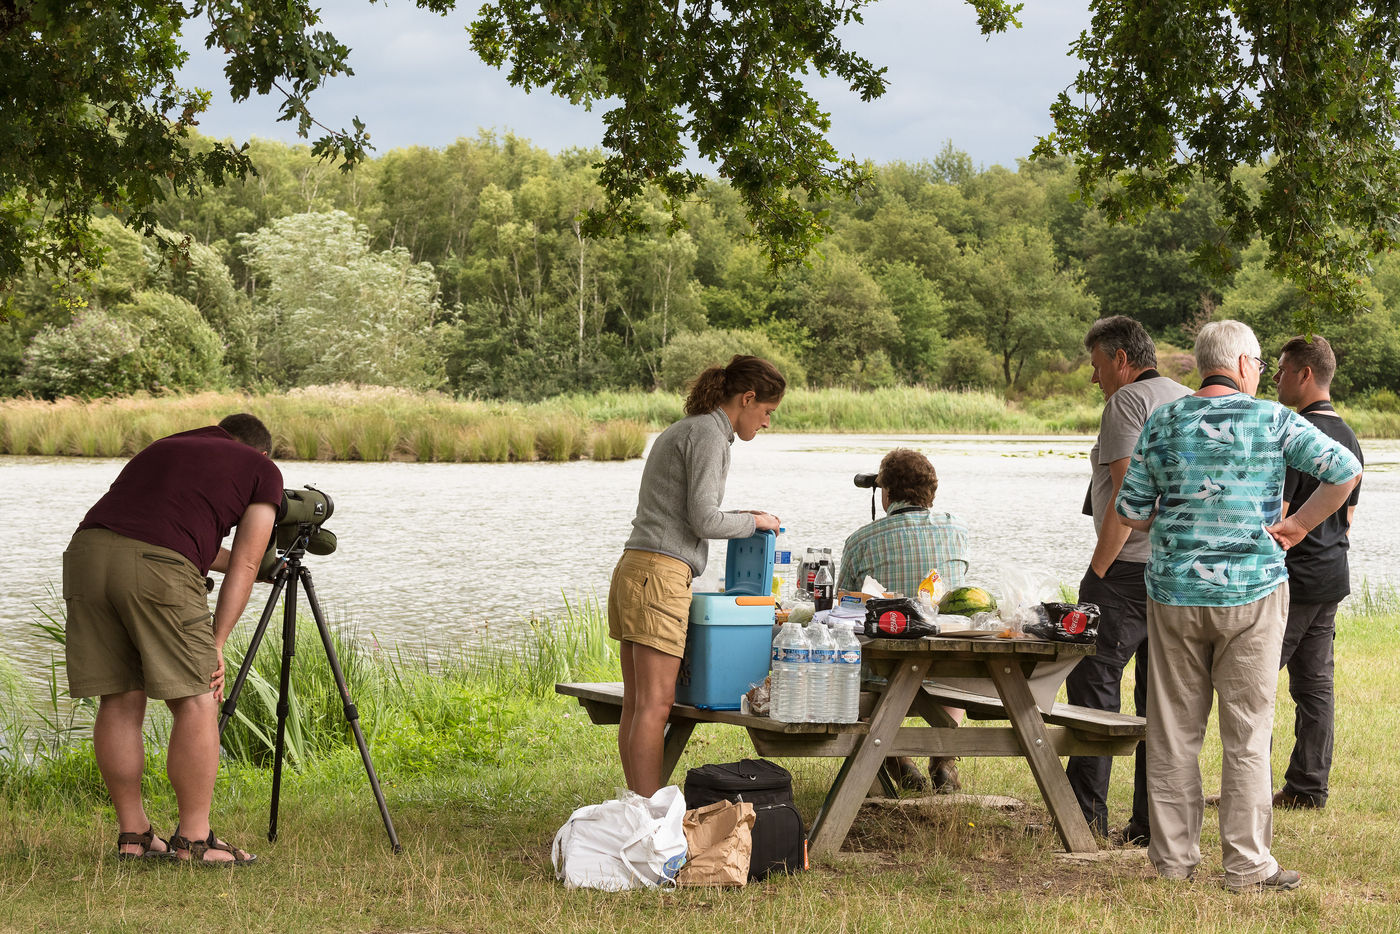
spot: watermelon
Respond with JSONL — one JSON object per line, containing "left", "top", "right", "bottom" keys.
{"left": 938, "top": 586, "right": 997, "bottom": 616}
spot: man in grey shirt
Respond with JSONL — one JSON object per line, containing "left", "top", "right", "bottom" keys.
{"left": 1068, "top": 316, "right": 1191, "bottom": 844}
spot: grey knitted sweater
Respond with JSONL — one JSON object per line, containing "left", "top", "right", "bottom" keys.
{"left": 623, "top": 408, "right": 756, "bottom": 576}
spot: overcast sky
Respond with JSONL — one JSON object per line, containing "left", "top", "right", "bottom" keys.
{"left": 177, "top": 0, "right": 1093, "bottom": 172}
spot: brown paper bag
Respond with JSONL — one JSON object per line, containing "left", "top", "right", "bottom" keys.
{"left": 676, "top": 799, "right": 755, "bottom": 887}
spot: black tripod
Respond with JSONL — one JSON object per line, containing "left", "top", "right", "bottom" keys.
{"left": 218, "top": 530, "right": 401, "bottom": 852}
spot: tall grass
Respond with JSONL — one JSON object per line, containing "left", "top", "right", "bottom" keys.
{"left": 1, "top": 595, "right": 616, "bottom": 782}
{"left": 590, "top": 419, "right": 648, "bottom": 460}
{"left": 534, "top": 415, "right": 589, "bottom": 461}
{"left": 4, "top": 385, "right": 1398, "bottom": 464}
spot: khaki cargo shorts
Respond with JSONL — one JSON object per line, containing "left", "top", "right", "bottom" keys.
{"left": 607, "top": 549, "right": 694, "bottom": 658}
{"left": 62, "top": 528, "right": 216, "bottom": 700}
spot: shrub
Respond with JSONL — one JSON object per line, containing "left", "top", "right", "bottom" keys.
{"left": 939, "top": 335, "right": 1003, "bottom": 390}
{"left": 19, "top": 308, "right": 145, "bottom": 398}
{"left": 658, "top": 328, "right": 807, "bottom": 391}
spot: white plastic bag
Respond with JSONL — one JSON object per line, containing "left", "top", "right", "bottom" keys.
{"left": 995, "top": 565, "right": 1059, "bottom": 633}
{"left": 551, "top": 786, "right": 688, "bottom": 890}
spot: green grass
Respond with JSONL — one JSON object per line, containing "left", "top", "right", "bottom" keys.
{"left": 2, "top": 592, "right": 1398, "bottom": 931}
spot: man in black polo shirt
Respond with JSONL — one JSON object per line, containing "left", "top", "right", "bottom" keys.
{"left": 1271, "top": 336, "right": 1363, "bottom": 810}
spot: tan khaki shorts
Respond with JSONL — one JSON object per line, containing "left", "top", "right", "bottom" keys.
{"left": 63, "top": 528, "right": 216, "bottom": 700}
{"left": 607, "top": 550, "right": 694, "bottom": 658}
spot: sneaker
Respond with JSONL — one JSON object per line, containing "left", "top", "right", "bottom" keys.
{"left": 1273, "top": 789, "right": 1324, "bottom": 809}
{"left": 929, "top": 756, "right": 961, "bottom": 793}
{"left": 1229, "top": 867, "right": 1301, "bottom": 893}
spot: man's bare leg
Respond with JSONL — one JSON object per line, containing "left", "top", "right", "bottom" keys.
{"left": 165, "top": 692, "right": 247, "bottom": 862}
{"left": 95, "top": 690, "right": 167, "bottom": 856}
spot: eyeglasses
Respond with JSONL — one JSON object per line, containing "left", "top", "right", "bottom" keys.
{"left": 1250, "top": 356, "right": 1272, "bottom": 378}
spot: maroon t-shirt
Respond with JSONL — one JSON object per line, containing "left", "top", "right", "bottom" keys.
{"left": 78, "top": 426, "right": 284, "bottom": 573}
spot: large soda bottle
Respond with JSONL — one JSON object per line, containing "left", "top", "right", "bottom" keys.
{"left": 793, "top": 547, "right": 814, "bottom": 603}
{"left": 832, "top": 626, "right": 862, "bottom": 723}
{"left": 804, "top": 620, "right": 836, "bottom": 723}
{"left": 802, "top": 547, "right": 819, "bottom": 598}
{"left": 813, "top": 562, "right": 835, "bottom": 612}
{"left": 772, "top": 527, "right": 793, "bottom": 603}
{"left": 769, "top": 620, "right": 810, "bottom": 722}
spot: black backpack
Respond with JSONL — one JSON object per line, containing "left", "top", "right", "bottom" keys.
{"left": 683, "top": 758, "right": 805, "bottom": 879}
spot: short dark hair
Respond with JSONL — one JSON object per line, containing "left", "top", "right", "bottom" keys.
{"left": 1279, "top": 335, "right": 1337, "bottom": 388}
{"left": 876, "top": 448, "right": 938, "bottom": 508}
{"left": 218, "top": 413, "right": 272, "bottom": 454}
{"left": 1084, "top": 316, "right": 1157, "bottom": 370}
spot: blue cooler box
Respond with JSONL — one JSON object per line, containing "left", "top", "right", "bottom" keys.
{"left": 675, "top": 531, "right": 776, "bottom": 710}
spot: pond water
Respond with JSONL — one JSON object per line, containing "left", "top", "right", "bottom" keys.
{"left": 3, "top": 433, "right": 1397, "bottom": 683}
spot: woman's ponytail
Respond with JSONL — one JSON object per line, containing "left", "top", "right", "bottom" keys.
{"left": 683, "top": 355, "right": 786, "bottom": 417}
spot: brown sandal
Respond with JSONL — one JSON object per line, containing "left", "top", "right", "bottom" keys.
{"left": 169, "top": 827, "right": 257, "bottom": 866}
{"left": 116, "top": 825, "right": 174, "bottom": 861}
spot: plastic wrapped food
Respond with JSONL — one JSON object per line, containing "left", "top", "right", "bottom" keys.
{"left": 1023, "top": 602, "right": 1100, "bottom": 644}
{"left": 863, "top": 597, "right": 940, "bottom": 638}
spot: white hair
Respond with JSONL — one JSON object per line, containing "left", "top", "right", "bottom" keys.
{"left": 1194, "top": 320, "right": 1260, "bottom": 372}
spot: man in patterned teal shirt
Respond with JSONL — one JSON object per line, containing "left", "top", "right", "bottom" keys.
{"left": 838, "top": 448, "right": 968, "bottom": 792}
{"left": 1115, "top": 320, "right": 1361, "bottom": 893}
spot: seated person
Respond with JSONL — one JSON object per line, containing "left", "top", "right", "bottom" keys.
{"left": 837, "top": 448, "right": 970, "bottom": 793}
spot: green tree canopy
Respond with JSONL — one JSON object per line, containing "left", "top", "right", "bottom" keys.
{"left": 239, "top": 211, "right": 445, "bottom": 389}
{"left": 0, "top": 0, "right": 371, "bottom": 293}
{"left": 950, "top": 225, "right": 1098, "bottom": 387}
{"left": 1035, "top": 0, "right": 1400, "bottom": 328}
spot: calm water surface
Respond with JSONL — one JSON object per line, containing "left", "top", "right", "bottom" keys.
{"left": 3, "top": 434, "right": 1397, "bottom": 683}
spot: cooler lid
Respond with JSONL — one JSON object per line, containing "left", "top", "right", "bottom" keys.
{"left": 724, "top": 529, "right": 776, "bottom": 596}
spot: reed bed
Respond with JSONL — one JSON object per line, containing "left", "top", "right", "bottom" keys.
{"left": 589, "top": 419, "right": 648, "bottom": 460}
{"left": 534, "top": 415, "right": 589, "bottom": 461}
{"left": 3, "top": 384, "right": 1398, "bottom": 465}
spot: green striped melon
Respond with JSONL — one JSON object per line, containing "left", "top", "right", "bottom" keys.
{"left": 938, "top": 586, "right": 997, "bottom": 616}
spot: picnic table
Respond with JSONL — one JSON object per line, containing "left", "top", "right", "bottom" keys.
{"left": 557, "top": 633, "right": 1145, "bottom": 858}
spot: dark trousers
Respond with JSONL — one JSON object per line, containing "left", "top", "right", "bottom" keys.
{"left": 1065, "top": 560, "right": 1150, "bottom": 838}
{"left": 1277, "top": 601, "right": 1338, "bottom": 805}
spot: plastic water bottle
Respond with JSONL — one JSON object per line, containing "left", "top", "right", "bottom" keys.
{"left": 813, "top": 562, "right": 834, "bottom": 611}
{"left": 773, "top": 527, "right": 793, "bottom": 602}
{"left": 770, "top": 620, "right": 810, "bottom": 722}
{"left": 804, "top": 621, "right": 836, "bottom": 722}
{"left": 832, "top": 626, "right": 862, "bottom": 723}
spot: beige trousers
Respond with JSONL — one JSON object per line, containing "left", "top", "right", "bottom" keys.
{"left": 1145, "top": 584, "right": 1288, "bottom": 886}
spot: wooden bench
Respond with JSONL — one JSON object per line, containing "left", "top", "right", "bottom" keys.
{"left": 555, "top": 680, "right": 1144, "bottom": 778}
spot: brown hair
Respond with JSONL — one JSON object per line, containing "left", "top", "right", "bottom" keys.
{"left": 1279, "top": 335, "right": 1337, "bottom": 388}
{"left": 683, "top": 355, "right": 786, "bottom": 417}
{"left": 877, "top": 448, "right": 938, "bottom": 508}
{"left": 219, "top": 413, "right": 273, "bottom": 454}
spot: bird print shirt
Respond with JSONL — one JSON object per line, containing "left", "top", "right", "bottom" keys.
{"left": 1115, "top": 394, "right": 1362, "bottom": 607}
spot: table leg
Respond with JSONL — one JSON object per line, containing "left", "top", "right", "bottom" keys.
{"left": 987, "top": 660, "right": 1098, "bottom": 854}
{"left": 807, "top": 656, "right": 929, "bottom": 859}
{"left": 660, "top": 719, "right": 696, "bottom": 785}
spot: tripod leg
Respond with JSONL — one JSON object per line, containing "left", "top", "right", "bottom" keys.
{"left": 300, "top": 567, "right": 402, "bottom": 853}
{"left": 219, "top": 569, "right": 289, "bottom": 735}
{"left": 268, "top": 570, "right": 299, "bottom": 844}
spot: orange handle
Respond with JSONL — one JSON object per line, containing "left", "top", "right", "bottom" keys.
{"left": 734, "top": 596, "right": 776, "bottom": 606}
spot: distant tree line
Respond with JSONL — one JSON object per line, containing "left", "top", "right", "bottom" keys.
{"left": 4, "top": 133, "right": 1400, "bottom": 406}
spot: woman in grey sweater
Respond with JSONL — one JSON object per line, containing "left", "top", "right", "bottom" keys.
{"left": 610, "top": 355, "right": 785, "bottom": 796}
